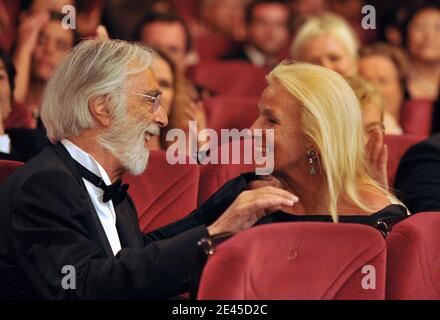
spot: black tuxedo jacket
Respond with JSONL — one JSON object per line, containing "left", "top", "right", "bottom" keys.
{"left": 0, "top": 143, "right": 251, "bottom": 299}
{"left": 395, "top": 133, "right": 440, "bottom": 213}
{"left": 0, "top": 128, "right": 50, "bottom": 162}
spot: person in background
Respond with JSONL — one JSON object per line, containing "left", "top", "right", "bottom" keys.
{"left": 148, "top": 49, "right": 208, "bottom": 152}
{"left": 395, "top": 132, "right": 440, "bottom": 213}
{"left": 76, "top": 0, "right": 105, "bottom": 38}
{"left": 346, "top": 76, "right": 388, "bottom": 189}
{"left": 0, "top": 48, "right": 13, "bottom": 160}
{"left": 401, "top": 0, "right": 440, "bottom": 101}
{"left": 289, "top": 0, "right": 327, "bottom": 31}
{"left": 327, "top": 0, "right": 377, "bottom": 45}
{"left": 136, "top": 13, "right": 192, "bottom": 73}
{"left": 8, "top": 11, "right": 75, "bottom": 129}
{"left": 0, "top": 49, "right": 50, "bottom": 161}
{"left": 223, "top": 0, "right": 291, "bottom": 69}
{"left": 291, "top": 12, "right": 359, "bottom": 77}
{"left": 359, "top": 43, "right": 409, "bottom": 135}
{"left": 195, "top": 0, "right": 250, "bottom": 42}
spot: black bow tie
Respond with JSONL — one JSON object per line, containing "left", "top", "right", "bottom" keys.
{"left": 74, "top": 160, "right": 129, "bottom": 206}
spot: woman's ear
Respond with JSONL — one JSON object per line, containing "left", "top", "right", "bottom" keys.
{"left": 88, "top": 96, "right": 111, "bottom": 128}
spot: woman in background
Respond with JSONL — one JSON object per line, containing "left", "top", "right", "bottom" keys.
{"left": 359, "top": 43, "right": 409, "bottom": 135}
{"left": 401, "top": 1, "right": 440, "bottom": 101}
{"left": 291, "top": 12, "right": 359, "bottom": 77}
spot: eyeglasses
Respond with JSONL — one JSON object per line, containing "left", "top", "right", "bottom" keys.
{"left": 127, "top": 91, "right": 162, "bottom": 113}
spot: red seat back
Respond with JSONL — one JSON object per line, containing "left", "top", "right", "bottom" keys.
{"left": 195, "top": 34, "right": 242, "bottom": 61}
{"left": 204, "top": 96, "right": 258, "bottom": 135}
{"left": 198, "top": 222, "right": 386, "bottom": 300}
{"left": 0, "top": 160, "right": 23, "bottom": 185}
{"left": 386, "top": 213, "right": 440, "bottom": 300}
{"left": 189, "top": 61, "right": 268, "bottom": 96}
{"left": 198, "top": 139, "right": 256, "bottom": 205}
{"left": 384, "top": 134, "right": 426, "bottom": 187}
{"left": 400, "top": 99, "right": 434, "bottom": 135}
{"left": 123, "top": 151, "right": 199, "bottom": 233}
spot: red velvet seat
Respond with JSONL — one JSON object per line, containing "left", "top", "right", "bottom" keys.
{"left": 384, "top": 134, "right": 426, "bottom": 187}
{"left": 198, "top": 139, "right": 256, "bottom": 205}
{"left": 399, "top": 99, "right": 434, "bottom": 136}
{"left": 0, "top": 160, "right": 24, "bottom": 185}
{"left": 386, "top": 213, "right": 440, "bottom": 300}
{"left": 123, "top": 150, "right": 200, "bottom": 233}
{"left": 189, "top": 61, "right": 268, "bottom": 97}
{"left": 204, "top": 96, "right": 258, "bottom": 135}
{"left": 195, "top": 33, "right": 242, "bottom": 61}
{"left": 198, "top": 222, "right": 387, "bottom": 300}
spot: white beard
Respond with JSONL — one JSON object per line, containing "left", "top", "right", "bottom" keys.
{"left": 98, "top": 110, "right": 160, "bottom": 176}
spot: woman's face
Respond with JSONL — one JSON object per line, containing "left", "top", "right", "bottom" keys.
{"left": 359, "top": 55, "right": 403, "bottom": 114}
{"left": 298, "top": 34, "right": 357, "bottom": 77}
{"left": 0, "top": 59, "right": 11, "bottom": 122}
{"left": 407, "top": 8, "right": 440, "bottom": 63}
{"left": 32, "top": 20, "right": 74, "bottom": 82}
{"left": 251, "top": 81, "right": 309, "bottom": 174}
{"left": 152, "top": 56, "right": 175, "bottom": 116}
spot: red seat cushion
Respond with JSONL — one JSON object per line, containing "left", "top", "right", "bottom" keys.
{"left": 386, "top": 212, "right": 440, "bottom": 300}
{"left": 189, "top": 61, "right": 268, "bottom": 97}
{"left": 385, "top": 134, "right": 426, "bottom": 187}
{"left": 198, "top": 139, "right": 256, "bottom": 205}
{"left": 0, "top": 160, "right": 24, "bottom": 185}
{"left": 204, "top": 96, "right": 258, "bottom": 135}
{"left": 123, "top": 150, "right": 199, "bottom": 233}
{"left": 400, "top": 99, "right": 434, "bottom": 135}
{"left": 198, "top": 222, "right": 386, "bottom": 300}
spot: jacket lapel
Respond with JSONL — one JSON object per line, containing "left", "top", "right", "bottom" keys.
{"left": 52, "top": 142, "right": 114, "bottom": 258}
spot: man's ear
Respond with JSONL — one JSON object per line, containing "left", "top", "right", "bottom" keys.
{"left": 88, "top": 96, "right": 111, "bottom": 128}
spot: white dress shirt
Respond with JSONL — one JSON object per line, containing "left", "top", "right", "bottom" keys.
{"left": 61, "top": 139, "right": 122, "bottom": 256}
{"left": 0, "top": 133, "right": 11, "bottom": 154}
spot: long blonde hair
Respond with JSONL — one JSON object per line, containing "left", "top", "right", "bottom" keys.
{"left": 268, "top": 61, "right": 392, "bottom": 222}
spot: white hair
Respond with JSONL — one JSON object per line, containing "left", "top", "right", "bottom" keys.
{"left": 41, "top": 39, "right": 155, "bottom": 142}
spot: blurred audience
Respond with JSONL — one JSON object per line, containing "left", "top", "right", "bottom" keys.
{"left": 194, "top": 0, "right": 250, "bottom": 42}
{"left": 223, "top": 0, "right": 291, "bottom": 68}
{"left": 148, "top": 49, "right": 208, "bottom": 152}
{"left": 0, "top": 48, "right": 50, "bottom": 161}
{"left": 9, "top": 11, "right": 75, "bottom": 129}
{"left": 402, "top": 0, "right": 440, "bottom": 101}
{"left": 359, "top": 43, "right": 409, "bottom": 135}
{"left": 346, "top": 76, "right": 388, "bottom": 188}
{"left": 291, "top": 12, "right": 359, "bottom": 77}
{"left": 136, "top": 13, "right": 192, "bottom": 72}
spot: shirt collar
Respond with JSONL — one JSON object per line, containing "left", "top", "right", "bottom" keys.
{"left": 244, "top": 45, "right": 269, "bottom": 67}
{"left": 61, "top": 139, "right": 112, "bottom": 186}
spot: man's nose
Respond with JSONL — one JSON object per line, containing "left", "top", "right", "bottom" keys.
{"left": 154, "top": 106, "right": 168, "bottom": 128}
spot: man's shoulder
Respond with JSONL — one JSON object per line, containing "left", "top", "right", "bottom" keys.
{"left": 1, "top": 145, "right": 79, "bottom": 195}
{"left": 403, "top": 133, "right": 440, "bottom": 160}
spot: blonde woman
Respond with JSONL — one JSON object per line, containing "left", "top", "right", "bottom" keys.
{"left": 249, "top": 62, "right": 407, "bottom": 227}
{"left": 291, "top": 12, "right": 359, "bottom": 77}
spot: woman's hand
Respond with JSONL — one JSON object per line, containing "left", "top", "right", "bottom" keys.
{"left": 95, "top": 25, "right": 110, "bottom": 41}
{"left": 207, "top": 186, "right": 298, "bottom": 236}
{"left": 366, "top": 127, "right": 389, "bottom": 189}
{"left": 15, "top": 12, "right": 49, "bottom": 53}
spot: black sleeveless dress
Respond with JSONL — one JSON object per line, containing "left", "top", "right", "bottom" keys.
{"left": 254, "top": 204, "right": 408, "bottom": 237}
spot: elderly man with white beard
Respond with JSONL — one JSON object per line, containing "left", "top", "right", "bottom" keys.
{"left": 0, "top": 39, "right": 297, "bottom": 299}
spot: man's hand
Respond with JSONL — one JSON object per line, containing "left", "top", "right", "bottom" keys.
{"left": 207, "top": 186, "right": 298, "bottom": 236}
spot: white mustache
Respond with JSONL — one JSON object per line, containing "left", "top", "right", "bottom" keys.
{"left": 145, "top": 124, "right": 160, "bottom": 136}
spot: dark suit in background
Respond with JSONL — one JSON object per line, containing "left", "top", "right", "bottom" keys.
{"left": 0, "top": 143, "right": 250, "bottom": 299}
{"left": 395, "top": 133, "right": 440, "bottom": 213}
